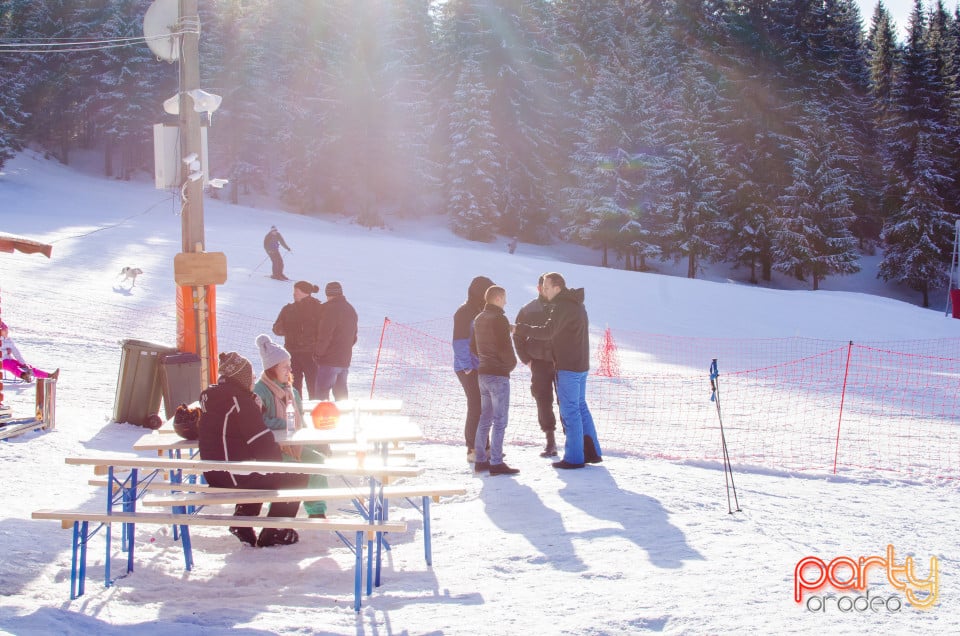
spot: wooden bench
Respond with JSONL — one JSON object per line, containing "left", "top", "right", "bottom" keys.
{"left": 65, "top": 455, "right": 423, "bottom": 601}
{"left": 141, "top": 483, "right": 467, "bottom": 567}
{"left": 32, "top": 508, "right": 404, "bottom": 611}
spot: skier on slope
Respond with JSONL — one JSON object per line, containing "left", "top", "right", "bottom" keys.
{"left": 263, "top": 225, "right": 291, "bottom": 281}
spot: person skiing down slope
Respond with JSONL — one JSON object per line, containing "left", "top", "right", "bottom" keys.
{"left": 263, "top": 226, "right": 291, "bottom": 281}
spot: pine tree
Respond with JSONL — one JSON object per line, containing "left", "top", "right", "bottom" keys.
{"left": 200, "top": 0, "right": 270, "bottom": 204}
{"left": 774, "top": 122, "right": 860, "bottom": 290}
{"left": 374, "top": 0, "right": 441, "bottom": 216}
{"left": 17, "top": 0, "right": 87, "bottom": 165}
{"left": 0, "top": 0, "right": 31, "bottom": 170}
{"left": 446, "top": 56, "right": 501, "bottom": 241}
{"left": 879, "top": 133, "right": 957, "bottom": 306}
{"left": 86, "top": 0, "right": 171, "bottom": 180}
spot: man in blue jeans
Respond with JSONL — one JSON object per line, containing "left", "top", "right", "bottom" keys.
{"left": 314, "top": 281, "right": 358, "bottom": 400}
{"left": 470, "top": 285, "right": 519, "bottom": 475}
{"left": 514, "top": 272, "right": 602, "bottom": 469}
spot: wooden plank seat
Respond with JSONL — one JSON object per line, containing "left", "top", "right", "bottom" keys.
{"left": 66, "top": 454, "right": 423, "bottom": 602}
{"left": 141, "top": 483, "right": 467, "bottom": 567}
{"left": 32, "top": 508, "right": 404, "bottom": 611}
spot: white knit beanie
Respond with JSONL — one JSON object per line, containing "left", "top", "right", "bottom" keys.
{"left": 256, "top": 333, "right": 290, "bottom": 372}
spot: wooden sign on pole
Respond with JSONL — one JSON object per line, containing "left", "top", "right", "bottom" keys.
{"left": 173, "top": 252, "right": 227, "bottom": 286}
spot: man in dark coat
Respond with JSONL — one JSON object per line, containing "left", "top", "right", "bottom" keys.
{"left": 452, "top": 275, "right": 494, "bottom": 463}
{"left": 263, "top": 225, "right": 291, "bottom": 280}
{"left": 198, "top": 351, "right": 308, "bottom": 547}
{"left": 313, "top": 281, "right": 358, "bottom": 400}
{"left": 272, "top": 280, "right": 324, "bottom": 399}
{"left": 470, "top": 285, "right": 519, "bottom": 475}
{"left": 514, "top": 272, "right": 602, "bottom": 469}
{"left": 513, "top": 274, "right": 559, "bottom": 457}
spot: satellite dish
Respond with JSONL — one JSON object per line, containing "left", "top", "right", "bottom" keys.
{"left": 143, "top": 0, "right": 180, "bottom": 62}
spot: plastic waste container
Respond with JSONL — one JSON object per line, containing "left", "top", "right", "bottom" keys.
{"left": 159, "top": 352, "right": 202, "bottom": 419}
{"left": 113, "top": 339, "right": 177, "bottom": 427}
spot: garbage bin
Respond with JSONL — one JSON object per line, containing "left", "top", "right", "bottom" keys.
{"left": 159, "top": 352, "right": 202, "bottom": 419}
{"left": 113, "top": 339, "right": 177, "bottom": 427}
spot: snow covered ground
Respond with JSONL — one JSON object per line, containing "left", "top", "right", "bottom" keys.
{"left": 1, "top": 151, "right": 958, "bottom": 635}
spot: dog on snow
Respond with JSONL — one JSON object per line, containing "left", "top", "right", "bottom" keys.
{"left": 118, "top": 266, "right": 143, "bottom": 288}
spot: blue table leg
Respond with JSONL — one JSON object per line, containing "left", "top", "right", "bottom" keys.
{"left": 354, "top": 529, "right": 363, "bottom": 612}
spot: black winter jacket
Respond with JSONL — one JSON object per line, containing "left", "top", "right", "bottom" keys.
{"left": 197, "top": 380, "right": 282, "bottom": 470}
{"left": 315, "top": 295, "right": 358, "bottom": 367}
{"left": 470, "top": 303, "right": 517, "bottom": 377}
{"left": 514, "top": 287, "right": 590, "bottom": 373}
{"left": 513, "top": 295, "right": 554, "bottom": 365}
{"left": 272, "top": 295, "right": 324, "bottom": 354}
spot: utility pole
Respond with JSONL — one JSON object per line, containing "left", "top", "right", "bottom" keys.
{"left": 179, "top": 0, "right": 203, "bottom": 253}
{"left": 176, "top": 0, "right": 214, "bottom": 388}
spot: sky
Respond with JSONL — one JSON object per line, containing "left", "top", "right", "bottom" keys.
{"left": 0, "top": 150, "right": 958, "bottom": 635}
{"left": 855, "top": 0, "right": 950, "bottom": 39}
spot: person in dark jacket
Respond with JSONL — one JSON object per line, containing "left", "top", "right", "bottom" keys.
{"left": 453, "top": 275, "right": 494, "bottom": 463}
{"left": 198, "top": 351, "right": 309, "bottom": 547}
{"left": 313, "top": 281, "right": 358, "bottom": 400}
{"left": 470, "top": 285, "right": 519, "bottom": 475}
{"left": 263, "top": 225, "right": 291, "bottom": 281}
{"left": 513, "top": 274, "right": 559, "bottom": 457}
{"left": 272, "top": 280, "right": 324, "bottom": 399}
{"left": 514, "top": 272, "right": 602, "bottom": 469}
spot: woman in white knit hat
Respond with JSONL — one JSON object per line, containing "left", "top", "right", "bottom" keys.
{"left": 252, "top": 333, "right": 329, "bottom": 518}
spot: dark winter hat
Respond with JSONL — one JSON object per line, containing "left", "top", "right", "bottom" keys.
{"left": 294, "top": 280, "right": 319, "bottom": 295}
{"left": 218, "top": 351, "right": 253, "bottom": 390}
{"left": 325, "top": 281, "right": 343, "bottom": 297}
{"left": 467, "top": 276, "right": 495, "bottom": 303}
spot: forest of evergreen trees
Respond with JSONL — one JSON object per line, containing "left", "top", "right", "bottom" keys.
{"left": 2, "top": 1, "right": 959, "bottom": 305}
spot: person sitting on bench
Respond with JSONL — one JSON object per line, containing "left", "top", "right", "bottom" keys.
{"left": 0, "top": 320, "right": 58, "bottom": 383}
{"left": 198, "top": 350, "right": 308, "bottom": 548}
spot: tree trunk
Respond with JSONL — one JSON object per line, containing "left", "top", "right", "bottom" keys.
{"left": 601, "top": 245, "right": 608, "bottom": 268}
{"left": 104, "top": 139, "right": 113, "bottom": 178}
{"left": 687, "top": 252, "right": 696, "bottom": 278}
{"left": 230, "top": 180, "right": 239, "bottom": 204}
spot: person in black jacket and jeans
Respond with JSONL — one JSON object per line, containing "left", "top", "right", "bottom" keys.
{"left": 470, "top": 285, "right": 519, "bottom": 475}
{"left": 514, "top": 272, "right": 602, "bottom": 470}
{"left": 198, "top": 351, "right": 309, "bottom": 547}
{"left": 513, "top": 274, "right": 559, "bottom": 457}
{"left": 453, "top": 276, "right": 494, "bottom": 463}
{"left": 272, "top": 280, "right": 324, "bottom": 399}
{"left": 314, "top": 281, "right": 358, "bottom": 400}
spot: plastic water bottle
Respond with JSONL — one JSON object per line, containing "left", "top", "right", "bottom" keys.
{"left": 286, "top": 400, "right": 297, "bottom": 434}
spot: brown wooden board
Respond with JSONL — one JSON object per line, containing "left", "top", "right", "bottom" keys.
{"left": 173, "top": 252, "right": 227, "bottom": 286}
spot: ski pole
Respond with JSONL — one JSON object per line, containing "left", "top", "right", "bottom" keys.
{"left": 248, "top": 255, "right": 269, "bottom": 278}
{"left": 710, "top": 359, "right": 741, "bottom": 514}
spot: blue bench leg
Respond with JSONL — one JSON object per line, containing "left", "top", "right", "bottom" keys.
{"left": 423, "top": 496, "right": 432, "bottom": 566}
{"left": 70, "top": 520, "right": 87, "bottom": 599}
{"left": 179, "top": 525, "right": 194, "bottom": 570}
{"left": 353, "top": 530, "right": 363, "bottom": 612}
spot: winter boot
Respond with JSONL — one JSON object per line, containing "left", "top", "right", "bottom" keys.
{"left": 539, "top": 430, "right": 558, "bottom": 458}
{"left": 584, "top": 435, "right": 602, "bottom": 464}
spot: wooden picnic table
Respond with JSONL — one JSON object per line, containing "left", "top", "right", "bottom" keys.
{"left": 135, "top": 414, "right": 419, "bottom": 455}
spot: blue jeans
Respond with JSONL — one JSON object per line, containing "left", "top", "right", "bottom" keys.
{"left": 476, "top": 374, "right": 510, "bottom": 465}
{"left": 315, "top": 366, "right": 349, "bottom": 401}
{"left": 556, "top": 370, "right": 601, "bottom": 464}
